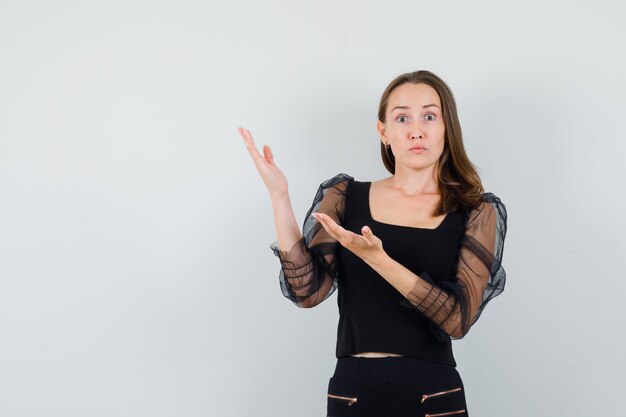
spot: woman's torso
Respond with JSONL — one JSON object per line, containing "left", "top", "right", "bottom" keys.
{"left": 338, "top": 179, "right": 467, "bottom": 364}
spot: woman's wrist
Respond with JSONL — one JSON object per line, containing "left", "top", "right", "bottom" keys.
{"left": 364, "top": 249, "right": 390, "bottom": 270}
{"left": 270, "top": 192, "right": 291, "bottom": 206}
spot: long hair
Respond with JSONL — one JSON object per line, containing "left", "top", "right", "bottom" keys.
{"left": 378, "top": 70, "right": 485, "bottom": 214}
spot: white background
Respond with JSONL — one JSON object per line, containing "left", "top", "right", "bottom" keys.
{"left": 1, "top": 1, "right": 624, "bottom": 416}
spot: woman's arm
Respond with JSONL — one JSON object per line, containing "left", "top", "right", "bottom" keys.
{"left": 366, "top": 252, "right": 464, "bottom": 338}
{"left": 239, "top": 126, "right": 330, "bottom": 307}
{"left": 369, "top": 195, "right": 508, "bottom": 340}
{"left": 270, "top": 174, "right": 354, "bottom": 308}
{"left": 271, "top": 194, "right": 302, "bottom": 256}
{"left": 239, "top": 125, "right": 301, "bottom": 252}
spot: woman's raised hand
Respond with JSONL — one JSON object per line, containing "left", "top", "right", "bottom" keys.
{"left": 239, "top": 127, "right": 288, "bottom": 199}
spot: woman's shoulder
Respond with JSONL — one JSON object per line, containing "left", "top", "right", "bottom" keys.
{"left": 318, "top": 172, "right": 358, "bottom": 191}
{"left": 322, "top": 172, "right": 356, "bottom": 183}
{"left": 321, "top": 172, "right": 386, "bottom": 184}
{"left": 481, "top": 191, "right": 504, "bottom": 204}
{"left": 478, "top": 192, "right": 506, "bottom": 217}
{"left": 313, "top": 173, "right": 357, "bottom": 201}
{"left": 460, "top": 191, "right": 505, "bottom": 211}
{"left": 461, "top": 191, "right": 507, "bottom": 228}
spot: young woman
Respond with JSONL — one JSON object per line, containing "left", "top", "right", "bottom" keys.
{"left": 239, "top": 70, "right": 508, "bottom": 417}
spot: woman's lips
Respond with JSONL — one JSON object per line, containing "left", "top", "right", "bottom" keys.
{"left": 409, "top": 147, "right": 426, "bottom": 153}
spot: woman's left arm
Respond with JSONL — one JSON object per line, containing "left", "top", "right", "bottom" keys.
{"left": 366, "top": 251, "right": 466, "bottom": 338}
{"left": 375, "top": 194, "right": 508, "bottom": 340}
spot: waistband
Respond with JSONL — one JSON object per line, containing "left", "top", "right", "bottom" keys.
{"left": 333, "top": 355, "right": 456, "bottom": 384}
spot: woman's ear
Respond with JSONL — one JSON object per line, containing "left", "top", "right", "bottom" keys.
{"left": 377, "top": 120, "right": 386, "bottom": 142}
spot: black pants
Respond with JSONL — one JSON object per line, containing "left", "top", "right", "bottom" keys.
{"left": 327, "top": 356, "right": 469, "bottom": 417}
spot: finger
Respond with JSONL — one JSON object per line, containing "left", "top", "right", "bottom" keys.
{"left": 263, "top": 144, "right": 276, "bottom": 166}
{"left": 238, "top": 127, "right": 254, "bottom": 145}
{"left": 313, "top": 213, "right": 335, "bottom": 235}
{"left": 239, "top": 127, "right": 266, "bottom": 166}
{"left": 315, "top": 212, "right": 349, "bottom": 241}
{"left": 361, "top": 226, "right": 378, "bottom": 244}
{"left": 240, "top": 128, "right": 256, "bottom": 151}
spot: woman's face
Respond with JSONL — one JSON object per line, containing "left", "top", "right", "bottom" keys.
{"left": 378, "top": 82, "right": 445, "bottom": 171}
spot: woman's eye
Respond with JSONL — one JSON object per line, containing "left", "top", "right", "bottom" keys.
{"left": 425, "top": 114, "right": 436, "bottom": 121}
{"left": 396, "top": 116, "right": 407, "bottom": 123}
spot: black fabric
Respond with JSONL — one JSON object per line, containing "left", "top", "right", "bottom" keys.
{"left": 327, "top": 356, "right": 469, "bottom": 417}
{"left": 335, "top": 179, "right": 464, "bottom": 365}
{"left": 269, "top": 173, "right": 508, "bottom": 366}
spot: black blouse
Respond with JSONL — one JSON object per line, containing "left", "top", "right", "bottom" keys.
{"left": 269, "top": 173, "right": 508, "bottom": 366}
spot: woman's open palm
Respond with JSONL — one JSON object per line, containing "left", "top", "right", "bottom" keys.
{"left": 238, "top": 127, "right": 288, "bottom": 198}
{"left": 313, "top": 212, "right": 384, "bottom": 264}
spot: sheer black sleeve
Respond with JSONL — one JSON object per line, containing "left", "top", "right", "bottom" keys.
{"left": 269, "top": 173, "right": 354, "bottom": 308}
{"left": 401, "top": 192, "right": 508, "bottom": 340}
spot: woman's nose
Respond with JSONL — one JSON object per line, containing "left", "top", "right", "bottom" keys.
{"left": 410, "top": 124, "right": 423, "bottom": 139}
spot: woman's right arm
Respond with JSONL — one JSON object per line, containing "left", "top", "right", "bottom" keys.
{"left": 238, "top": 127, "right": 301, "bottom": 253}
{"left": 270, "top": 194, "right": 302, "bottom": 261}
{"left": 269, "top": 174, "right": 352, "bottom": 308}
{"left": 238, "top": 127, "right": 352, "bottom": 308}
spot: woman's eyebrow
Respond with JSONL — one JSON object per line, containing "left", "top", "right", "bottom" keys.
{"left": 391, "top": 104, "right": 440, "bottom": 112}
